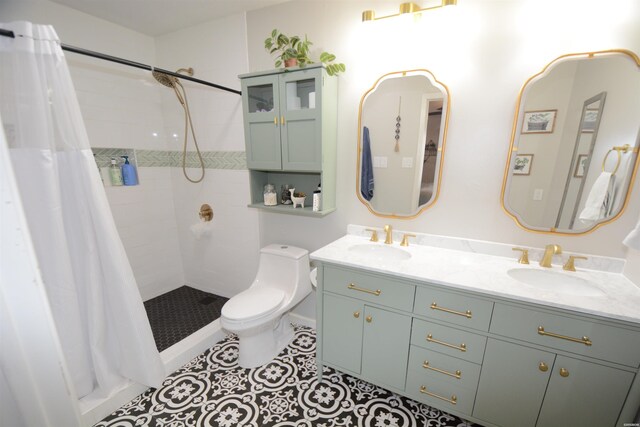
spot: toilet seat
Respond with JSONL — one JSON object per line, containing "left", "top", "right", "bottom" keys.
{"left": 222, "top": 287, "right": 285, "bottom": 321}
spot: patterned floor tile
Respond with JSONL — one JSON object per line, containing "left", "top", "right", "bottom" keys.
{"left": 96, "top": 326, "right": 477, "bottom": 427}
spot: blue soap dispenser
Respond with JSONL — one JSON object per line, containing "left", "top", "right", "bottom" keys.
{"left": 120, "top": 155, "right": 138, "bottom": 186}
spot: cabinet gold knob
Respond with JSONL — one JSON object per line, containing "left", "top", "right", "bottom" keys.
{"left": 366, "top": 315, "right": 372, "bottom": 323}
{"left": 538, "top": 362, "right": 548, "bottom": 372}
{"left": 353, "top": 311, "right": 360, "bottom": 318}
{"left": 559, "top": 368, "right": 569, "bottom": 377}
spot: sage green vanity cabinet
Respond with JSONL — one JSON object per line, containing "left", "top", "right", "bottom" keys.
{"left": 321, "top": 292, "right": 411, "bottom": 390}
{"left": 239, "top": 64, "right": 337, "bottom": 216}
{"left": 316, "top": 261, "right": 640, "bottom": 427}
{"left": 536, "top": 355, "right": 634, "bottom": 427}
{"left": 473, "top": 339, "right": 555, "bottom": 427}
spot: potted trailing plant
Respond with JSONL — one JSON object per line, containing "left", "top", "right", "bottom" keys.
{"left": 264, "top": 29, "right": 346, "bottom": 76}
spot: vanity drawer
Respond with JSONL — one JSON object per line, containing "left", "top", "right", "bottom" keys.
{"left": 414, "top": 286, "right": 494, "bottom": 331}
{"left": 490, "top": 303, "right": 640, "bottom": 367}
{"left": 323, "top": 266, "right": 415, "bottom": 312}
{"left": 405, "top": 373, "right": 476, "bottom": 416}
{"left": 411, "top": 318, "right": 487, "bottom": 364}
{"left": 408, "top": 345, "right": 481, "bottom": 390}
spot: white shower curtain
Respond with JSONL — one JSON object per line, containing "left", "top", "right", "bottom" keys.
{"left": 0, "top": 22, "right": 164, "bottom": 398}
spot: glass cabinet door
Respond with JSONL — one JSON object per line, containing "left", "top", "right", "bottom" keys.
{"left": 241, "top": 75, "right": 282, "bottom": 170}
{"left": 278, "top": 68, "right": 322, "bottom": 171}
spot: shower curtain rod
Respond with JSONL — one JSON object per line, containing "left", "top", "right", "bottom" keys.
{"left": 0, "top": 28, "right": 242, "bottom": 96}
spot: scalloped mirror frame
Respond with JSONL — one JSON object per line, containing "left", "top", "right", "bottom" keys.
{"left": 356, "top": 69, "right": 451, "bottom": 219}
{"left": 501, "top": 49, "right": 640, "bottom": 236}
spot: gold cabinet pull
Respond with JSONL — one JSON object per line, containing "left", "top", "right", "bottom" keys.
{"left": 426, "top": 334, "right": 467, "bottom": 352}
{"left": 422, "top": 361, "right": 462, "bottom": 379}
{"left": 538, "top": 362, "right": 549, "bottom": 372}
{"left": 281, "top": 115, "right": 285, "bottom": 125}
{"left": 274, "top": 117, "right": 278, "bottom": 126}
{"left": 366, "top": 315, "right": 372, "bottom": 323}
{"left": 430, "top": 303, "right": 472, "bottom": 319}
{"left": 353, "top": 311, "right": 360, "bottom": 319}
{"left": 559, "top": 368, "right": 569, "bottom": 377}
{"left": 537, "top": 326, "right": 592, "bottom": 346}
{"left": 419, "top": 386, "right": 457, "bottom": 405}
{"left": 347, "top": 283, "right": 381, "bottom": 296}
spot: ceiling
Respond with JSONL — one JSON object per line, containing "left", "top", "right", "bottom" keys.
{"left": 50, "top": 0, "right": 290, "bottom": 36}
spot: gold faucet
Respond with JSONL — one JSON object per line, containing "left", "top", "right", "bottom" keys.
{"left": 540, "top": 244, "right": 562, "bottom": 268}
{"left": 383, "top": 225, "right": 393, "bottom": 244}
{"left": 563, "top": 255, "right": 588, "bottom": 272}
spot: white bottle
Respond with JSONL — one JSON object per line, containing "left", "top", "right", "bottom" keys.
{"left": 109, "top": 158, "right": 123, "bottom": 186}
{"left": 313, "top": 183, "right": 321, "bottom": 212}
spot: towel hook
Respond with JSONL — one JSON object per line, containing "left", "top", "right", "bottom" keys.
{"left": 602, "top": 144, "right": 632, "bottom": 175}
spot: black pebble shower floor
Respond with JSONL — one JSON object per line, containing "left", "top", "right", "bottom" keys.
{"left": 143, "top": 286, "right": 228, "bottom": 352}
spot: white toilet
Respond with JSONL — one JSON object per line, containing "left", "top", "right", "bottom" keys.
{"left": 220, "top": 244, "right": 312, "bottom": 368}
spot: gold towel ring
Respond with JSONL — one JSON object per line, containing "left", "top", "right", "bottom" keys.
{"left": 602, "top": 144, "right": 632, "bottom": 175}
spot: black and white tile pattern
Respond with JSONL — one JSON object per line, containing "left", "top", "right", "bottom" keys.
{"left": 96, "top": 326, "right": 476, "bottom": 426}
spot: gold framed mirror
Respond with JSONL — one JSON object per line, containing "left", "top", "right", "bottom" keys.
{"left": 356, "top": 69, "right": 450, "bottom": 218}
{"left": 502, "top": 50, "right": 640, "bottom": 235}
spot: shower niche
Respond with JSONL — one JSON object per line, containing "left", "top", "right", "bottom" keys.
{"left": 92, "top": 147, "right": 140, "bottom": 186}
{"left": 239, "top": 64, "right": 338, "bottom": 216}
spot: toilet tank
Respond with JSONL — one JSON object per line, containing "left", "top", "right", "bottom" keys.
{"left": 253, "top": 244, "right": 311, "bottom": 304}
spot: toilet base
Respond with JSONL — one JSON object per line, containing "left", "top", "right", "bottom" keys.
{"left": 236, "top": 314, "right": 294, "bottom": 368}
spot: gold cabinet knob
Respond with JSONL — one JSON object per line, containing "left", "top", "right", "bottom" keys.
{"left": 353, "top": 311, "right": 360, "bottom": 318}
{"left": 559, "top": 368, "right": 569, "bottom": 377}
{"left": 366, "top": 315, "right": 372, "bottom": 323}
{"left": 538, "top": 362, "right": 548, "bottom": 372}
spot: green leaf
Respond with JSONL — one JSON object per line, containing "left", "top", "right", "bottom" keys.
{"left": 320, "top": 52, "right": 336, "bottom": 63}
{"left": 275, "top": 59, "right": 282, "bottom": 68}
{"left": 271, "top": 29, "right": 277, "bottom": 38}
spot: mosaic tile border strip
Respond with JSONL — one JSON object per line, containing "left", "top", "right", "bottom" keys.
{"left": 92, "top": 148, "right": 246, "bottom": 170}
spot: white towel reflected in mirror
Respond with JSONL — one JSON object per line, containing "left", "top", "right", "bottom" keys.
{"left": 579, "top": 172, "right": 616, "bottom": 224}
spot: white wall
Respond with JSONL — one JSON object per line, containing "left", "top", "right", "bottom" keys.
{"left": 1, "top": 0, "right": 186, "bottom": 300}
{"left": 246, "top": 0, "right": 640, "bottom": 316}
{"left": 155, "top": 14, "right": 261, "bottom": 298}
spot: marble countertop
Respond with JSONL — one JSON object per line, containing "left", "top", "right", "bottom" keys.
{"left": 310, "top": 231, "right": 640, "bottom": 325}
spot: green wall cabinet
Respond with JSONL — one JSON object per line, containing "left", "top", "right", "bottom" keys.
{"left": 315, "top": 262, "right": 640, "bottom": 427}
{"left": 239, "top": 65, "right": 337, "bottom": 216}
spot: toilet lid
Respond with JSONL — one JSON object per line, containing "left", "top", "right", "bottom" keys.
{"left": 222, "top": 288, "right": 285, "bottom": 321}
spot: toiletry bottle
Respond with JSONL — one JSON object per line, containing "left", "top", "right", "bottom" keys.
{"left": 94, "top": 154, "right": 103, "bottom": 183}
{"left": 264, "top": 184, "right": 277, "bottom": 206}
{"left": 109, "top": 158, "right": 123, "bottom": 186}
{"left": 313, "top": 183, "right": 321, "bottom": 212}
{"left": 120, "top": 155, "right": 138, "bottom": 186}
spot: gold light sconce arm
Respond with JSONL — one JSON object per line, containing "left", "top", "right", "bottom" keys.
{"left": 362, "top": 0, "right": 457, "bottom": 22}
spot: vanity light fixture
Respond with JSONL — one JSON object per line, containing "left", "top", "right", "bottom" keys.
{"left": 362, "top": 0, "right": 457, "bottom": 22}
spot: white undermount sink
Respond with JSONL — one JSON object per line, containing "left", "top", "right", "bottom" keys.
{"left": 348, "top": 243, "right": 412, "bottom": 261}
{"left": 507, "top": 268, "right": 606, "bottom": 297}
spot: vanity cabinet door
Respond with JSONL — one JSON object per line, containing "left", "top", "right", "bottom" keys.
{"left": 473, "top": 339, "right": 555, "bottom": 427}
{"left": 241, "top": 74, "right": 282, "bottom": 170}
{"left": 361, "top": 306, "right": 412, "bottom": 391}
{"left": 536, "top": 356, "right": 634, "bottom": 427}
{"left": 321, "top": 293, "right": 364, "bottom": 375}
